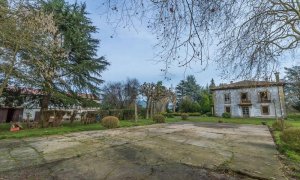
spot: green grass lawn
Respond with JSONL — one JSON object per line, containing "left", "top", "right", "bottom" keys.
{"left": 172, "top": 116, "right": 277, "bottom": 125}
{"left": 1, "top": 116, "right": 299, "bottom": 140}
{"left": 0, "top": 119, "right": 160, "bottom": 140}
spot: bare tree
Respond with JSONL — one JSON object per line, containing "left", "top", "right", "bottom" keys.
{"left": 103, "top": 0, "right": 300, "bottom": 78}
{"left": 140, "top": 82, "right": 155, "bottom": 119}
{"left": 140, "top": 81, "right": 172, "bottom": 118}
{"left": 102, "top": 78, "right": 140, "bottom": 109}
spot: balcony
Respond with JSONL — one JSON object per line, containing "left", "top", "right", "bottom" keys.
{"left": 239, "top": 99, "right": 252, "bottom": 106}
{"left": 259, "top": 99, "right": 271, "bottom": 103}
{"left": 224, "top": 100, "right": 231, "bottom": 104}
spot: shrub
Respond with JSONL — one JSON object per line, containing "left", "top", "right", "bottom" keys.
{"left": 152, "top": 114, "right": 165, "bottom": 123}
{"left": 205, "top": 112, "right": 212, "bottom": 117}
{"left": 109, "top": 109, "right": 123, "bottom": 120}
{"left": 162, "top": 113, "right": 174, "bottom": 118}
{"left": 280, "top": 128, "right": 300, "bottom": 152}
{"left": 272, "top": 121, "right": 293, "bottom": 131}
{"left": 101, "top": 116, "right": 119, "bottom": 129}
{"left": 188, "top": 113, "right": 201, "bottom": 116}
{"left": 172, "top": 112, "right": 182, "bottom": 116}
{"left": 97, "top": 110, "right": 110, "bottom": 119}
{"left": 181, "top": 113, "right": 189, "bottom": 120}
{"left": 139, "top": 108, "right": 147, "bottom": 119}
{"left": 86, "top": 111, "right": 97, "bottom": 124}
{"left": 123, "top": 109, "right": 135, "bottom": 120}
{"left": 222, "top": 112, "right": 231, "bottom": 118}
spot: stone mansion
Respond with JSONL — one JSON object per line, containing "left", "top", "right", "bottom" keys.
{"left": 211, "top": 73, "right": 286, "bottom": 118}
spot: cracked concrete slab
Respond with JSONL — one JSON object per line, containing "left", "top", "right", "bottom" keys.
{"left": 0, "top": 122, "right": 286, "bottom": 179}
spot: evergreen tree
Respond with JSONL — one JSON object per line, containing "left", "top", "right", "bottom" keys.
{"left": 285, "top": 66, "right": 300, "bottom": 111}
{"left": 16, "top": 0, "right": 109, "bottom": 126}
{"left": 176, "top": 75, "right": 201, "bottom": 101}
{"left": 209, "top": 78, "right": 216, "bottom": 89}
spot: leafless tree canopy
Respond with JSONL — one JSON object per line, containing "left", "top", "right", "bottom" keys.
{"left": 103, "top": 0, "right": 300, "bottom": 79}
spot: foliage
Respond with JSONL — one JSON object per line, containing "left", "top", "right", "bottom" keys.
{"left": 41, "top": 110, "right": 67, "bottom": 127}
{"left": 0, "top": 0, "right": 59, "bottom": 96}
{"left": 280, "top": 128, "right": 300, "bottom": 152}
{"left": 4, "top": 0, "right": 108, "bottom": 113}
{"left": 123, "top": 109, "right": 135, "bottom": 120}
{"left": 176, "top": 75, "right": 201, "bottom": 101}
{"left": 104, "top": 0, "right": 300, "bottom": 78}
{"left": 205, "top": 112, "right": 212, "bottom": 117}
{"left": 162, "top": 112, "right": 201, "bottom": 117}
{"left": 272, "top": 121, "right": 293, "bottom": 131}
{"left": 162, "top": 113, "right": 174, "bottom": 118}
{"left": 108, "top": 109, "right": 123, "bottom": 120}
{"left": 285, "top": 66, "right": 300, "bottom": 111}
{"left": 179, "top": 97, "right": 201, "bottom": 113}
{"left": 181, "top": 113, "right": 189, "bottom": 120}
{"left": 222, "top": 112, "right": 231, "bottom": 118}
{"left": 140, "top": 81, "right": 173, "bottom": 119}
{"left": 97, "top": 110, "right": 110, "bottom": 119}
{"left": 152, "top": 114, "right": 165, "bottom": 123}
{"left": 175, "top": 75, "right": 212, "bottom": 113}
{"left": 97, "top": 109, "right": 135, "bottom": 120}
{"left": 101, "top": 116, "right": 119, "bottom": 129}
{"left": 209, "top": 79, "right": 216, "bottom": 89}
{"left": 198, "top": 89, "right": 212, "bottom": 113}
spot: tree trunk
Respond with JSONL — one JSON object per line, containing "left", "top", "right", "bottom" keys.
{"left": 150, "top": 100, "right": 154, "bottom": 119}
{"left": 173, "top": 100, "right": 176, "bottom": 112}
{"left": 0, "top": 68, "right": 12, "bottom": 96}
{"left": 134, "top": 99, "right": 138, "bottom": 122}
{"left": 151, "top": 101, "right": 156, "bottom": 118}
{"left": 0, "top": 54, "right": 17, "bottom": 96}
{"left": 40, "top": 93, "right": 50, "bottom": 128}
{"left": 146, "top": 97, "right": 151, "bottom": 119}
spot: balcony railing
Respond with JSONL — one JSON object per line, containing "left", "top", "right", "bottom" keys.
{"left": 240, "top": 99, "right": 251, "bottom": 104}
{"left": 224, "top": 100, "right": 231, "bottom": 104}
{"left": 258, "top": 99, "right": 271, "bottom": 103}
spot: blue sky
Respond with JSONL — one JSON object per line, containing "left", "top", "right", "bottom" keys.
{"left": 68, "top": 0, "right": 299, "bottom": 87}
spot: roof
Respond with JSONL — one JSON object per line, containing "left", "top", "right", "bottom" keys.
{"left": 4, "top": 87, "right": 98, "bottom": 100}
{"left": 210, "top": 80, "right": 285, "bottom": 91}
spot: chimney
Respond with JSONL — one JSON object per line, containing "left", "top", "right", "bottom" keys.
{"left": 274, "top": 72, "right": 280, "bottom": 82}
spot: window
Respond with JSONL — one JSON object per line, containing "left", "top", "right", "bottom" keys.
{"left": 261, "top": 105, "right": 269, "bottom": 115}
{"left": 240, "top": 92, "right": 250, "bottom": 103}
{"left": 225, "top": 106, "right": 231, "bottom": 113}
{"left": 224, "top": 93, "right": 231, "bottom": 104}
{"left": 259, "top": 91, "right": 270, "bottom": 103}
{"left": 241, "top": 92, "right": 248, "bottom": 100}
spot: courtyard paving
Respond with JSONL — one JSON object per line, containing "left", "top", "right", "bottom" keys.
{"left": 0, "top": 122, "right": 286, "bottom": 180}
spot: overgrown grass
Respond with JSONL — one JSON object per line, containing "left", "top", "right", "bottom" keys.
{"left": 171, "top": 116, "right": 276, "bottom": 125}
{"left": 267, "top": 113, "right": 300, "bottom": 178}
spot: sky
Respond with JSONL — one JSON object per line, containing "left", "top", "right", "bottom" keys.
{"left": 67, "top": 0, "right": 299, "bottom": 88}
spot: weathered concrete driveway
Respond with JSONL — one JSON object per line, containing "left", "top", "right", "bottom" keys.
{"left": 0, "top": 122, "right": 286, "bottom": 180}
